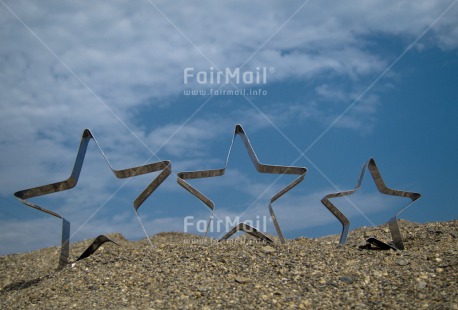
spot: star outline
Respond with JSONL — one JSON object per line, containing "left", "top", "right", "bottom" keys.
{"left": 14, "top": 129, "right": 171, "bottom": 268}
{"left": 177, "top": 124, "right": 307, "bottom": 243}
{"left": 321, "top": 157, "right": 421, "bottom": 249}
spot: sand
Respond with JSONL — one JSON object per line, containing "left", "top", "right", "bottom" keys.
{"left": 1, "top": 220, "right": 457, "bottom": 309}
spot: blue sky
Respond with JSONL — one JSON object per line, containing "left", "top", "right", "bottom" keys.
{"left": 1, "top": 0, "right": 457, "bottom": 255}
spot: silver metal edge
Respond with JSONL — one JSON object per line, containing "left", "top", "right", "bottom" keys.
{"left": 177, "top": 124, "right": 307, "bottom": 243}
{"left": 13, "top": 129, "right": 171, "bottom": 268}
{"left": 321, "top": 157, "right": 421, "bottom": 248}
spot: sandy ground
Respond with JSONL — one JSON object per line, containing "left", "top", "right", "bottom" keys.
{"left": 1, "top": 219, "right": 457, "bottom": 309}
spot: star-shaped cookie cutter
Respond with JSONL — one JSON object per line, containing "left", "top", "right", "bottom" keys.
{"left": 177, "top": 124, "right": 307, "bottom": 243}
{"left": 14, "top": 129, "right": 171, "bottom": 268}
{"left": 321, "top": 157, "right": 421, "bottom": 250}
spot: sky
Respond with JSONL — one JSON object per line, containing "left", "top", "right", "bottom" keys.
{"left": 0, "top": 0, "right": 457, "bottom": 255}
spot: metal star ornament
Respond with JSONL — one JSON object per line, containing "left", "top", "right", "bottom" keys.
{"left": 14, "top": 129, "right": 171, "bottom": 268}
{"left": 321, "top": 157, "right": 421, "bottom": 250}
{"left": 177, "top": 124, "right": 307, "bottom": 243}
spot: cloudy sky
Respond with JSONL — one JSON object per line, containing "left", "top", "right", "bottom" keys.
{"left": 1, "top": 0, "right": 457, "bottom": 255}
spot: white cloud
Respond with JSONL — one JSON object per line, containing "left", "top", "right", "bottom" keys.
{"left": 145, "top": 119, "right": 230, "bottom": 158}
{"left": 0, "top": 217, "right": 62, "bottom": 254}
